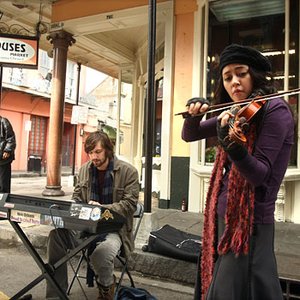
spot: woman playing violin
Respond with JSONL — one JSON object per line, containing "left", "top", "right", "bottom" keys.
{"left": 182, "top": 44, "right": 294, "bottom": 300}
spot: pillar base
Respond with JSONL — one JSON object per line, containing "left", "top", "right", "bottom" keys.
{"left": 42, "top": 185, "right": 65, "bottom": 197}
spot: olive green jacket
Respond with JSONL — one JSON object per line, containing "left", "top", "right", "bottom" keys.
{"left": 72, "top": 156, "right": 139, "bottom": 258}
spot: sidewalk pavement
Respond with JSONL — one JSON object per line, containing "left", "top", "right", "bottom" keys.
{"left": 2, "top": 172, "right": 300, "bottom": 288}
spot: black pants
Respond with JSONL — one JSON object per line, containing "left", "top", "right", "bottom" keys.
{"left": 0, "top": 163, "right": 11, "bottom": 193}
{"left": 205, "top": 218, "right": 283, "bottom": 300}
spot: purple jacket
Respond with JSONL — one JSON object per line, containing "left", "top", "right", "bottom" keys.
{"left": 182, "top": 98, "right": 294, "bottom": 224}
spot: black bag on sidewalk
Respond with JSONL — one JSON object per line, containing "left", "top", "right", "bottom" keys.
{"left": 143, "top": 224, "right": 202, "bottom": 263}
{"left": 117, "top": 286, "right": 157, "bottom": 299}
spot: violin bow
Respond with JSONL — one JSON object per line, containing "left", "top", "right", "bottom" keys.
{"left": 176, "top": 87, "right": 300, "bottom": 119}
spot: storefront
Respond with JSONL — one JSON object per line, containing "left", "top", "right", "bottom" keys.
{"left": 1, "top": 0, "right": 299, "bottom": 221}
{"left": 187, "top": 0, "right": 300, "bottom": 223}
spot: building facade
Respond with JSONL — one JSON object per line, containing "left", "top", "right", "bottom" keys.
{"left": 1, "top": 0, "right": 299, "bottom": 222}
{"left": 48, "top": 0, "right": 300, "bottom": 223}
{"left": 1, "top": 49, "right": 77, "bottom": 173}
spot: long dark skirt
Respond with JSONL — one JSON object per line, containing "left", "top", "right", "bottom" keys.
{"left": 202, "top": 217, "right": 283, "bottom": 300}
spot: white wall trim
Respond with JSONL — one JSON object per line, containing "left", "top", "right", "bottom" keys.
{"left": 159, "top": 1, "right": 174, "bottom": 202}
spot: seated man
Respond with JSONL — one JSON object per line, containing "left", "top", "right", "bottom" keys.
{"left": 46, "top": 131, "right": 139, "bottom": 300}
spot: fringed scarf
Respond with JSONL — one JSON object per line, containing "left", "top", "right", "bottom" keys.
{"left": 87, "top": 159, "right": 114, "bottom": 286}
{"left": 90, "top": 159, "right": 114, "bottom": 204}
{"left": 200, "top": 126, "right": 256, "bottom": 300}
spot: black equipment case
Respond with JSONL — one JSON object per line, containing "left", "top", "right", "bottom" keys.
{"left": 144, "top": 224, "right": 202, "bottom": 263}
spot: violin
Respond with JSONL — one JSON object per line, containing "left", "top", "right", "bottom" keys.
{"left": 227, "top": 97, "right": 266, "bottom": 145}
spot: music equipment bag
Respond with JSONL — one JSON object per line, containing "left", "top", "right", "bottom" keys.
{"left": 144, "top": 224, "right": 202, "bottom": 263}
{"left": 117, "top": 286, "right": 157, "bottom": 300}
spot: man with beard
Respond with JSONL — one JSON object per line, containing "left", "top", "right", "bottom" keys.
{"left": 46, "top": 131, "right": 139, "bottom": 300}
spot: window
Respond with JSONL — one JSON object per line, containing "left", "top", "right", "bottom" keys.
{"left": 66, "top": 61, "right": 77, "bottom": 100}
{"left": 205, "top": 0, "right": 298, "bottom": 166}
{"left": 28, "top": 116, "right": 47, "bottom": 162}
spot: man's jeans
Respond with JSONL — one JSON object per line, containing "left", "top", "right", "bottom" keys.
{"left": 46, "top": 228, "right": 122, "bottom": 299}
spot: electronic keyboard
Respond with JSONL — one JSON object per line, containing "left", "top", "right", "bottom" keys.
{"left": 0, "top": 193, "right": 125, "bottom": 234}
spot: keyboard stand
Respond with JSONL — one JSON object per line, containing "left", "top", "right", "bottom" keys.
{"left": 8, "top": 220, "right": 100, "bottom": 300}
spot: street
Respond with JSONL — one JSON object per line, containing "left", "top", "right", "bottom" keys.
{"left": 11, "top": 175, "right": 74, "bottom": 200}
{"left": 0, "top": 241, "right": 194, "bottom": 300}
{"left": 0, "top": 175, "right": 195, "bottom": 300}
{"left": 2, "top": 175, "right": 300, "bottom": 299}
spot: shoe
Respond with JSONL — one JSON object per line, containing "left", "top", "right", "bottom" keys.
{"left": 97, "top": 275, "right": 116, "bottom": 300}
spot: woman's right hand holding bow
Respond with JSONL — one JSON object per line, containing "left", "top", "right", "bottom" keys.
{"left": 186, "top": 97, "right": 210, "bottom": 116}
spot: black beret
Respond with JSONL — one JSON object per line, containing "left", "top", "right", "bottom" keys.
{"left": 219, "top": 44, "right": 271, "bottom": 73}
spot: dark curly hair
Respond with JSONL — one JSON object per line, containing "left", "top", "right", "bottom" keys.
{"left": 84, "top": 131, "right": 114, "bottom": 159}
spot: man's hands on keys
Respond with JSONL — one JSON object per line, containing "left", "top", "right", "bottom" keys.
{"left": 88, "top": 201, "right": 101, "bottom": 206}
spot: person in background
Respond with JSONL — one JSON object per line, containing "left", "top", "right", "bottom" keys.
{"left": 182, "top": 44, "right": 294, "bottom": 300}
{"left": 0, "top": 116, "right": 16, "bottom": 193}
{"left": 46, "top": 131, "right": 139, "bottom": 300}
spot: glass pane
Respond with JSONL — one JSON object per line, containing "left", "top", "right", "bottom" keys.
{"left": 155, "top": 78, "right": 163, "bottom": 157}
{"left": 206, "top": 0, "right": 298, "bottom": 166}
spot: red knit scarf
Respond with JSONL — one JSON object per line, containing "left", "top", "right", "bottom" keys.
{"left": 200, "top": 126, "right": 256, "bottom": 300}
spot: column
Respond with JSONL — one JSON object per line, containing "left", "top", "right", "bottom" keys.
{"left": 43, "top": 30, "right": 75, "bottom": 196}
